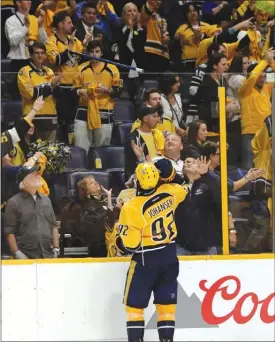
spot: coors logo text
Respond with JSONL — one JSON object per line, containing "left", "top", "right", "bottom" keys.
{"left": 199, "top": 275, "right": 275, "bottom": 324}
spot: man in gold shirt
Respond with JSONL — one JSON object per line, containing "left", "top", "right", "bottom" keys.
{"left": 238, "top": 48, "right": 275, "bottom": 168}
{"left": 73, "top": 40, "right": 122, "bottom": 150}
{"left": 35, "top": 0, "right": 76, "bottom": 37}
{"left": 18, "top": 42, "right": 60, "bottom": 141}
{"left": 46, "top": 10, "right": 83, "bottom": 143}
{"left": 124, "top": 106, "right": 164, "bottom": 181}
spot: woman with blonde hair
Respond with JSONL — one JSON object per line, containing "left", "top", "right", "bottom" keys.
{"left": 61, "top": 175, "right": 115, "bottom": 257}
{"left": 115, "top": 2, "right": 146, "bottom": 102}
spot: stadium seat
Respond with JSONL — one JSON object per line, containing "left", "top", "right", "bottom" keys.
{"left": 113, "top": 100, "right": 135, "bottom": 123}
{"left": 88, "top": 146, "right": 125, "bottom": 195}
{"left": 68, "top": 170, "right": 113, "bottom": 196}
{"left": 65, "top": 146, "right": 87, "bottom": 170}
{"left": 1, "top": 100, "right": 22, "bottom": 128}
{"left": 1, "top": 81, "right": 9, "bottom": 100}
{"left": 48, "top": 173, "right": 69, "bottom": 214}
{"left": 87, "top": 146, "right": 124, "bottom": 170}
{"left": 111, "top": 122, "right": 132, "bottom": 145}
{"left": 1, "top": 60, "right": 13, "bottom": 98}
{"left": 135, "top": 79, "right": 159, "bottom": 106}
{"left": 1, "top": 59, "right": 11, "bottom": 73}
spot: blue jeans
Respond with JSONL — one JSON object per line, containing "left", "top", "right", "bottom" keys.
{"left": 241, "top": 134, "right": 255, "bottom": 169}
{"left": 176, "top": 245, "right": 218, "bottom": 256}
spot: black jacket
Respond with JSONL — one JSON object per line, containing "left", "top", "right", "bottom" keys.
{"left": 197, "top": 74, "right": 221, "bottom": 133}
{"left": 114, "top": 24, "right": 146, "bottom": 71}
{"left": 74, "top": 20, "right": 112, "bottom": 58}
{"left": 61, "top": 196, "right": 115, "bottom": 248}
{"left": 175, "top": 173, "right": 222, "bottom": 251}
{"left": 75, "top": 20, "right": 103, "bottom": 43}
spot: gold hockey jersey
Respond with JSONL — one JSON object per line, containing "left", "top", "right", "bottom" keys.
{"left": 73, "top": 61, "right": 122, "bottom": 110}
{"left": 116, "top": 183, "right": 187, "bottom": 255}
{"left": 46, "top": 34, "right": 83, "bottom": 85}
{"left": 18, "top": 63, "right": 56, "bottom": 118}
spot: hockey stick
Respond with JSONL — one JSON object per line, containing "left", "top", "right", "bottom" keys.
{"left": 68, "top": 50, "right": 144, "bottom": 73}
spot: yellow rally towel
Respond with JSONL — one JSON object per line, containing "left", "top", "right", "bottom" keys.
{"left": 37, "top": 154, "right": 50, "bottom": 196}
{"left": 97, "top": 1, "right": 115, "bottom": 16}
{"left": 87, "top": 84, "right": 101, "bottom": 130}
{"left": 56, "top": 0, "right": 68, "bottom": 10}
{"left": 106, "top": 223, "right": 120, "bottom": 257}
{"left": 152, "top": 129, "right": 165, "bottom": 154}
{"left": 247, "top": 29, "right": 262, "bottom": 62}
{"left": 28, "top": 15, "right": 39, "bottom": 41}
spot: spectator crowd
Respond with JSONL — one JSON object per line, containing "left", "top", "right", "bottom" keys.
{"left": 1, "top": 0, "right": 274, "bottom": 259}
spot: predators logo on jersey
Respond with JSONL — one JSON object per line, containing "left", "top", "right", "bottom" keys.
{"left": 115, "top": 183, "right": 188, "bottom": 255}
{"left": 1, "top": 132, "right": 8, "bottom": 144}
{"left": 9, "top": 147, "right": 17, "bottom": 158}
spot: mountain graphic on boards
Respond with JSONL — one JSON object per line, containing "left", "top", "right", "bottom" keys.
{"left": 146, "top": 282, "right": 219, "bottom": 329}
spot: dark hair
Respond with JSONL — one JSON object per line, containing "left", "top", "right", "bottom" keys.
{"left": 52, "top": 10, "right": 70, "bottom": 29}
{"left": 201, "top": 141, "right": 218, "bottom": 160}
{"left": 207, "top": 52, "right": 226, "bottom": 72}
{"left": 81, "top": 2, "right": 97, "bottom": 15}
{"left": 228, "top": 55, "right": 249, "bottom": 73}
{"left": 14, "top": 0, "right": 19, "bottom": 10}
{"left": 158, "top": 73, "right": 179, "bottom": 96}
{"left": 86, "top": 39, "right": 102, "bottom": 52}
{"left": 182, "top": 150, "right": 200, "bottom": 161}
{"left": 29, "top": 41, "right": 46, "bottom": 55}
{"left": 182, "top": 3, "right": 199, "bottom": 23}
{"left": 187, "top": 120, "right": 206, "bottom": 145}
{"left": 143, "top": 88, "right": 161, "bottom": 102}
{"left": 207, "top": 42, "right": 225, "bottom": 60}
{"left": 247, "top": 62, "right": 258, "bottom": 74}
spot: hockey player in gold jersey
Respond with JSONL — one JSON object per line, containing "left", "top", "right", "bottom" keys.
{"left": 115, "top": 159, "right": 188, "bottom": 342}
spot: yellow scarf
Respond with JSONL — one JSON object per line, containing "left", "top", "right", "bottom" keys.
{"left": 97, "top": 1, "right": 115, "bottom": 16}
{"left": 87, "top": 84, "right": 101, "bottom": 130}
{"left": 37, "top": 154, "right": 50, "bottom": 196}
{"left": 247, "top": 29, "right": 262, "bottom": 62}
{"left": 28, "top": 15, "right": 39, "bottom": 41}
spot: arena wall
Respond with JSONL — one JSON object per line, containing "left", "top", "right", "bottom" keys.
{"left": 2, "top": 255, "right": 275, "bottom": 341}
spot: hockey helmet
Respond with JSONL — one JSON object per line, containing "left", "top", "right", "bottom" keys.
{"left": 135, "top": 162, "right": 160, "bottom": 190}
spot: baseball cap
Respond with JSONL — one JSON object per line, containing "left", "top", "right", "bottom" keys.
{"left": 138, "top": 105, "right": 160, "bottom": 120}
{"left": 17, "top": 165, "right": 40, "bottom": 184}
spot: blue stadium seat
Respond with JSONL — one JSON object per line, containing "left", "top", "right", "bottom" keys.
{"left": 135, "top": 79, "right": 160, "bottom": 105}
{"left": 113, "top": 100, "right": 135, "bottom": 123}
{"left": 88, "top": 146, "right": 125, "bottom": 195}
{"left": 47, "top": 173, "right": 69, "bottom": 214}
{"left": 87, "top": 146, "right": 124, "bottom": 170}
{"left": 1, "top": 81, "right": 10, "bottom": 100}
{"left": 1, "top": 60, "right": 13, "bottom": 98}
{"left": 111, "top": 122, "right": 132, "bottom": 145}
{"left": 1, "top": 100, "right": 22, "bottom": 128}
{"left": 65, "top": 146, "right": 87, "bottom": 170}
{"left": 68, "top": 171, "right": 113, "bottom": 196}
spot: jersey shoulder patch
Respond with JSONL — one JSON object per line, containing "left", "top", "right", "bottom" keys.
{"left": 9, "top": 147, "right": 17, "bottom": 158}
